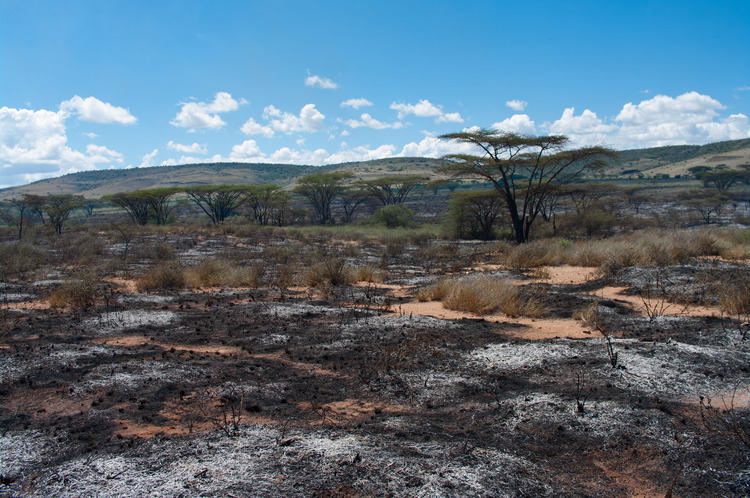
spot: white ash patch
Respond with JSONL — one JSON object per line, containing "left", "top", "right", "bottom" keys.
{"left": 400, "top": 372, "right": 482, "bottom": 403}
{"left": 75, "top": 359, "right": 205, "bottom": 393}
{"left": 118, "top": 293, "right": 174, "bottom": 305}
{"left": 0, "top": 344, "right": 121, "bottom": 383}
{"left": 83, "top": 310, "right": 177, "bottom": 334}
{"left": 259, "top": 333, "right": 289, "bottom": 345}
{"left": 8, "top": 424, "right": 546, "bottom": 497}
{"left": 468, "top": 340, "right": 594, "bottom": 372}
{"left": 601, "top": 339, "right": 750, "bottom": 399}
{"left": 259, "top": 303, "right": 342, "bottom": 318}
{"left": 346, "top": 312, "right": 456, "bottom": 333}
{"left": 0, "top": 430, "right": 58, "bottom": 478}
{"left": 1, "top": 292, "right": 34, "bottom": 302}
{"left": 32, "top": 279, "right": 64, "bottom": 287}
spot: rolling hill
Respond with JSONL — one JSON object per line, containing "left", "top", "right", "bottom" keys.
{"left": 2, "top": 138, "right": 749, "bottom": 199}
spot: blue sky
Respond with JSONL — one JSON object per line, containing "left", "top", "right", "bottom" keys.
{"left": 1, "top": 0, "right": 749, "bottom": 188}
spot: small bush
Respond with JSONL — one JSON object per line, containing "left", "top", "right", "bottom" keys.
{"left": 48, "top": 277, "right": 97, "bottom": 310}
{"left": 0, "top": 242, "right": 47, "bottom": 278}
{"left": 136, "top": 262, "right": 185, "bottom": 291}
{"left": 364, "top": 205, "right": 416, "bottom": 228}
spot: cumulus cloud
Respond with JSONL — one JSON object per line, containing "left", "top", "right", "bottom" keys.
{"left": 0, "top": 105, "right": 129, "bottom": 186}
{"left": 325, "top": 144, "right": 396, "bottom": 164}
{"left": 505, "top": 100, "right": 527, "bottom": 111}
{"left": 139, "top": 149, "right": 159, "bottom": 168}
{"left": 341, "top": 98, "right": 373, "bottom": 109}
{"left": 344, "top": 113, "right": 403, "bottom": 130}
{"left": 397, "top": 135, "right": 477, "bottom": 158}
{"left": 240, "top": 117, "right": 275, "bottom": 138}
{"left": 228, "top": 140, "right": 267, "bottom": 162}
{"left": 542, "top": 92, "right": 750, "bottom": 149}
{"left": 390, "top": 99, "right": 463, "bottom": 123}
{"left": 305, "top": 73, "right": 339, "bottom": 89}
{"left": 611, "top": 92, "right": 749, "bottom": 148}
{"left": 86, "top": 144, "right": 124, "bottom": 163}
{"left": 491, "top": 114, "right": 538, "bottom": 135}
{"left": 262, "top": 104, "right": 326, "bottom": 134}
{"left": 170, "top": 92, "right": 239, "bottom": 131}
{"left": 166, "top": 141, "right": 207, "bottom": 154}
{"left": 548, "top": 108, "right": 615, "bottom": 146}
{"left": 60, "top": 96, "right": 137, "bottom": 124}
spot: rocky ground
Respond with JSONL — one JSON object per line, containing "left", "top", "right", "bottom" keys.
{"left": 1, "top": 232, "right": 749, "bottom": 496}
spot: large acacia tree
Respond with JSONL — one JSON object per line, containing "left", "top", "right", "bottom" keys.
{"left": 439, "top": 130, "right": 616, "bottom": 243}
{"left": 293, "top": 172, "right": 353, "bottom": 224}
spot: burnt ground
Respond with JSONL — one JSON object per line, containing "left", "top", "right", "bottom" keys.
{"left": 1, "top": 232, "right": 749, "bottom": 497}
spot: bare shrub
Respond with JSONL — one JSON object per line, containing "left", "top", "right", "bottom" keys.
{"left": 0, "top": 242, "right": 47, "bottom": 278}
{"left": 195, "top": 385, "right": 246, "bottom": 437}
{"left": 699, "top": 388, "right": 750, "bottom": 449}
{"left": 717, "top": 267, "right": 750, "bottom": 339}
{"left": 55, "top": 231, "right": 105, "bottom": 265}
{"left": 136, "top": 262, "right": 185, "bottom": 291}
{"left": 305, "top": 257, "right": 353, "bottom": 288}
{"left": 48, "top": 276, "right": 98, "bottom": 310}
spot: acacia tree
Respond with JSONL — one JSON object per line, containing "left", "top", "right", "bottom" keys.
{"left": 107, "top": 192, "right": 151, "bottom": 225}
{"left": 6, "top": 198, "right": 31, "bottom": 239}
{"left": 358, "top": 175, "right": 427, "bottom": 206}
{"left": 41, "top": 194, "right": 83, "bottom": 236}
{"left": 184, "top": 185, "right": 249, "bottom": 224}
{"left": 245, "top": 184, "right": 287, "bottom": 225}
{"left": 449, "top": 189, "right": 505, "bottom": 240}
{"left": 143, "top": 188, "right": 180, "bottom": 225}
{"left": 701, "top": 169, "right": 748, "bottom": 191}
{"left": 337, "top": 187, "right": 370, "bottom": 223}
{"left": 293, "top": 172, "right": 353, "bottom": 224}
{"left": 439, "top": 130, "right": 616, "bottom": 243}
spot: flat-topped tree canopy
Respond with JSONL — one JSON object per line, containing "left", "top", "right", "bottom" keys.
{"left": 439, "top": 130, "right": 617, "bottom": 243}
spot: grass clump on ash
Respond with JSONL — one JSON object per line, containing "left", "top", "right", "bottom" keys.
{"left": 48, "top": 276, "right": 98, "bottom": 310}
{"left": 417, "top": 275, "right": 544, "bottom": 317}
{"left": 136, "top": 262, "right": 185, "bottom": 292}
{"left": 184, "top": 258, "right": 265, "bottom": 288}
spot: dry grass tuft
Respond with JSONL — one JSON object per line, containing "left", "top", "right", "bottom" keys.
{"left": 418, "top": 275, "right": 544, "bottom": 317}
{"left": 48, "top": 277, "right": 97, "bottom": 310}
{"left": 185, "top": 258, "right": 265, "bottom": 288}
{"left": 136, "top": 262, "right": 185, "bottom": 292}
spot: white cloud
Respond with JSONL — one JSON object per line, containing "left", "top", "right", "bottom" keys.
{"left": 82, "top": 132, "right": 99, "bottom": 139}
{"left": 437, "top": 112, "right": 464, "bottom": 124}
{"left": 390, "top": 99, "right": 463, "bottom": 123}
{"left": 340, "top": 130, "right": 350, "bottom": 137}
{"left": 325, "top": 144, "right": 396, "bottom": 164}
{"left": 491, "top": 114, "right": 538, "bottom": 135}
{"left": 166, "top": 141, "right": 207, "bottom": 154}
{"left": 228, "top": 140, "right": 267, "bottom": 162}
{"left": 397, "top": 136, "right": 477, "bottom": 158}
{"left": 505, "top": 100, "right": 527, "bottom": 111}
{"left": 139, "top": 149, "right": 159, "bottom": 168}
{"left": 305, "top": 73, "right": 339, "bottom": 89}
{"left": 170, "top": 92, "right": 239, "bottom": 131}
{"left": 344, "top": 113, "right": 403, "bottom": 130}
{"left": 0, "top": 105, "right": 130, "bottom": 186}
{"left": 262, "top": 104, "right": 326, "bottom": 134}
{"left": 86, "top": 144, "right": 124, "bottom": 163}
{"left": 341, "top": 98, "right": 373, "bottom": 109}
{"left": 736, "top": 85, "right": 750, "bottom": 92}
{"left": 541, "top": 92, "right": 750, "bottom": 149}
{"left": 611, "top": 92, "right": 748, "bottom": 147}
{"left": 60, "top": 96, "right": 136, "bottom": 124}
{"left": 548, "top": 108, "right": 615, "bottom": 146}
{"left": 270, "top": 147, "right": 329, "bottom": 164}
{"left": 240, "top": 117, "right": 275, "bottom": 138}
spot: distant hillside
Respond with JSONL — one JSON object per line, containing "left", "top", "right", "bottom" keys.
{"left": 3, "top": 138, "right": 750, "bottom": 199}
{"left": 0, "top": 158, "right": 445, "bottom": 199}
{"left": 612, "top": 138, "right": 750, "bottom": 176}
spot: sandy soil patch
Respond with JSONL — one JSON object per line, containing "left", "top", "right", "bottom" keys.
{"left": 249, "top": 351, "right": 341, "bottom": 377}
{"left": 397, "top": 300, "right": 600, "bottom": 339}
{"left": 94, "top": 335, "right": 247, "bottom": 356}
